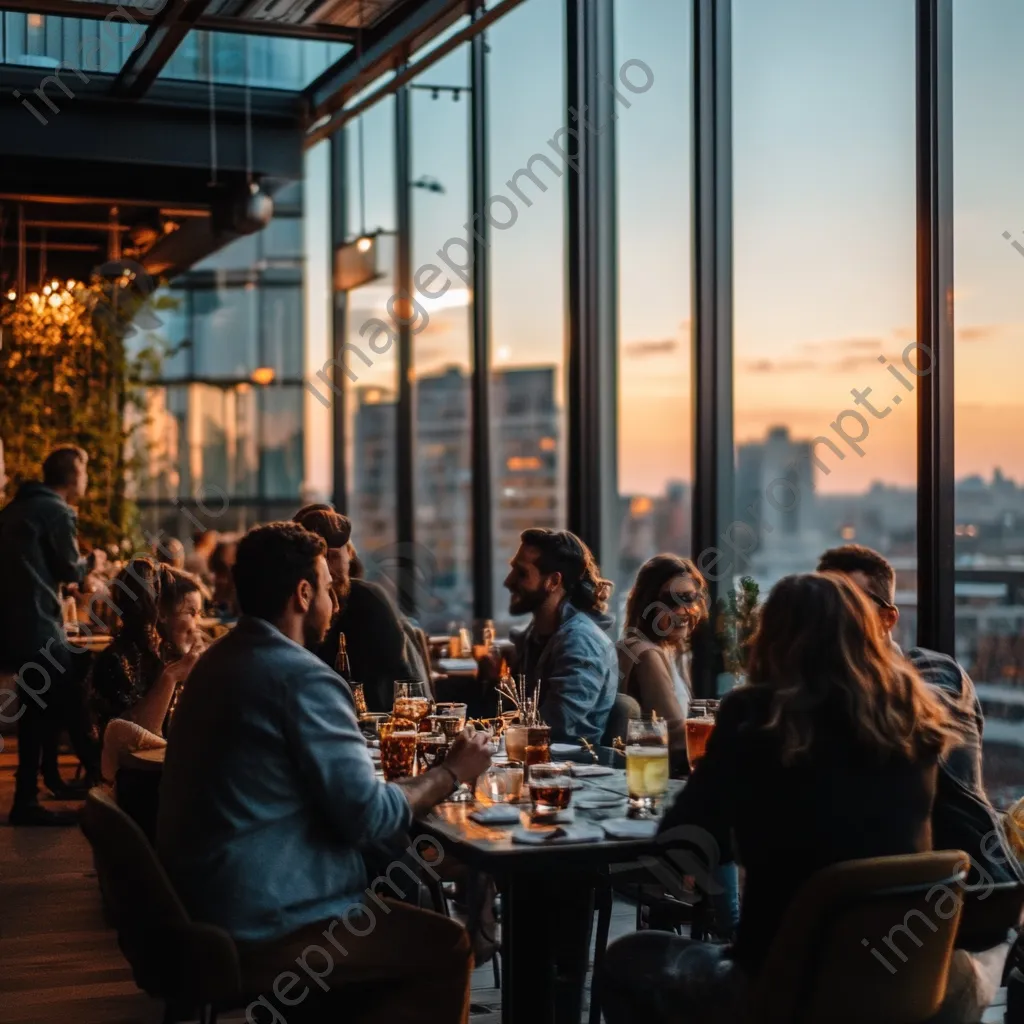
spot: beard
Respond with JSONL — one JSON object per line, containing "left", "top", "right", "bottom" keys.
{"left": 302, "top": 611, "right": 332, "bottom": 651}
{"left": 508, "top": 586, "right": 548, "bottom": 616}
{"left": 332, "top": 573, "right": 352, "bottom": 607}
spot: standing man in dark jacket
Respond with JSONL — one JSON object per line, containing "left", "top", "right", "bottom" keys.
{"left": 0, "top": 446, "right": 96, "bottom": 825}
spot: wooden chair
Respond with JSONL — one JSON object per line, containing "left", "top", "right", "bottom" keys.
{"left": 745, "top": 851, "right": 970, "bottom": 1024}
{"left": 80, "top": 787, "right": 245, "bottom": 1023}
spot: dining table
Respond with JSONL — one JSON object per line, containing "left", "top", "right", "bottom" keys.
{"left": 416, "top": 767, "right": 686, "bottom": 1024}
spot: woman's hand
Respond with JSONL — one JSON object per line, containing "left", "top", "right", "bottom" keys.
{"left": 164, "top": 643, "right": 204, "bottom": 684}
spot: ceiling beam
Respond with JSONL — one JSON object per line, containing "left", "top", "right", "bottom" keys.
{"left": 0, "top": 1, "right": 357, "bottom": 42}
{"left": 111, "top": 0, "right": 213, "bottom": 98}
{"left": 304, "top": 0, "right": 472, "bottom": 121}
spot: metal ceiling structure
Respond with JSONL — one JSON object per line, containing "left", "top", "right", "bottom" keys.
{"left": 0, "top": 0, "right": 473, "bottom": 286}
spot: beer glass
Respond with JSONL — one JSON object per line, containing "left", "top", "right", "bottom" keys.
{"left": 626, "top": 717, "right": 670, "bottom": 817}
{"left": 379, "top": 720, "right": 418, "bottom": 781}
{"left": 685, "top": 700, "right": 719, "bottom": 772}
{"left": 393, "top": 680, "right": 431, "bottom": 727}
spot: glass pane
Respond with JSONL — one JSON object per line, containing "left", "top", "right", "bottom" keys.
{"left": 194, "top": 234, "right": 259, "bottom": 273}
{"left": 487, "top": 0, "right": 567, "bottom": 631}
{"left": 260, "top": 386, "right": 303, "bottom": 499}
{"left": 261, "top": 286, "right": 303, "bottom": 379}
{"left": 732, "top": 0, "right": 917, "bottom": 650}
{"left": 190, "top": 383, "right": 258, "bottom": 498}
{"left": 347, "top": 232, "right": 399, "bottom": 580}
{"left": 1, "top": 11, "right": 144, "bottom": 73}
{"left": 192, "top": 287, "right": 259, "bottom": 378}
{"left": 410, "top": 44, "right": 473, "bottom": 633}
{"left": 127, "top": 288, "right": 190, "bottom": 380}
{"left": 159, "top": 30, "right": 348, "bottom": 90}
{"left": 953, "top": 0, "right": 1024, "bottom": 806}
{"left": 615, "top": 0, "right": 692, "bottom": 618}
{"left": 261, "top": 216, "right": 304, "bottom": 262}
{"left": 133, "top": 385, "right": 188, "bottom": 503}
{"left": 348, "top": 95, "right": 397, "bottom": 237}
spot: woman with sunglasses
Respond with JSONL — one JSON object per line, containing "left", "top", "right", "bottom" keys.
{"left": 617, "top": 554, "right": 740, "bottom": 940}
{"left": 618, "top": 554, "right": 708, "bottom": 756}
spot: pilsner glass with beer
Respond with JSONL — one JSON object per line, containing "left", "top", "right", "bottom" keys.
{"left": 626, "top": 718, "right": 670, "bottom": 817}
{"left": 528, "top": 762, "right": 573, "bottom": 816}
{"left": 379, "top": 720, "right": 418, "bottom": 781}
{"left": 685, "top": 700, "right": 719, "bottom": 772}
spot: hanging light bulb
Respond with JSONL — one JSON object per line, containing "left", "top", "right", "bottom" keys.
{"left": 356, "top": 236, "right": 373, "bottom": 253}
{"left": 5, "top": 290, "right": 15, "bottom": 302}
{"left": 67, "top": 279, "right": 76, "bottom": 289}
{"left": 50, "top": 279, "right": 60, "bottom": 291}
{"left": 42, "top": 285, "right": 51, "bottom": 296}
{"left": 48, "top": 292, "right": 61, "bottom": 308}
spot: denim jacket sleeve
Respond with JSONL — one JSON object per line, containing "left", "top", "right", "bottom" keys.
{"left": 284, "top": 661, "right": 412, "bottom": 847}
{"left": 537, "top": 619, "right": 616, "bottom": 745}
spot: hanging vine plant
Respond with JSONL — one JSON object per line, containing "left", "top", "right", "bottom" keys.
{"left": 0, "top": 274, "right": 174, "bottom": 553}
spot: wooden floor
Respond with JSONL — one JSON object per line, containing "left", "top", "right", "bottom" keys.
{"left": 0, "top": 746, "right": 638, "bottom": 1023}
{"left": 0, "top": 746, "right": 1009, "bottom": 1023}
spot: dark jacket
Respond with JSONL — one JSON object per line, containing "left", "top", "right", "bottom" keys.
{"left": 906, "top": 645, "right": 985, "bottom": 794}
{"left": 659, "top": 686, "right": 938, "bottom": 975}
{"left": 510, "top": 600, "right": 618, "bottom": 745}
{"left": 0, "top": 482, "right": 85, "bottom": 669}
{"left": 316, "top": 578, "right": 416, "bottom": 712}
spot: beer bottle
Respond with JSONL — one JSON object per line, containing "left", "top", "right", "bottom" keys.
{"left": 335, "top": 632, "right": 351, "bottom": 681}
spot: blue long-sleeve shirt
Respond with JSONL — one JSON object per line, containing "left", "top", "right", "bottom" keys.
{"left": 157, "top": 616, "right": 412, "bottom": 942}
{"left": 510, "top": 601, "right": 617, "bottom": 745}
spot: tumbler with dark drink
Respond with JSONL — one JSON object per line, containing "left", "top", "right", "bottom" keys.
{"left": 528, "top": 762, "right": 573, "bottom": 815}
{"left": 524, "top": 724, "right": 552, "bottom": 771}
{"left": 685, "top": 700, "right": 719, "bottom": 772}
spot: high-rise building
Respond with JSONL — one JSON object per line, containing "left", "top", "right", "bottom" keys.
{"left": 351, "top": 364, "right": 562, "bottom": 631}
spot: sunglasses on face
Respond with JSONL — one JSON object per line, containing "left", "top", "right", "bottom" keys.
{"left": 659, "top": 591, "right": 703, "bottom": 607}
{"left": 864, "top": 589, "right": 896, "bottom": 612}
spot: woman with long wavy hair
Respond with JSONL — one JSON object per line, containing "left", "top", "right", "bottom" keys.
{"left": 600, "top": 571, "right": 955, "bottom": 1024}
{"left": 618, "top": 554, "right": 708, "bottom": 757}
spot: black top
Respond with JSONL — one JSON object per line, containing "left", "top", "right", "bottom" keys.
{"left": 0, "top": 482, "right": 85, "bottom": 668}
{"left": 316, "top": 578, "right": 415, "bottom": 712}
{"left": 89, "top": 632, "right": 178, "bottom": 736}
{"left": 659, "top": 685, "right": 937, "bottom": 975}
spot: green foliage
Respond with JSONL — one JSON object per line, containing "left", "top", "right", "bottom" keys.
{"left": 0, "top": 276, "right": 170, "bottom": 552}
{"left": 714, "top": 576, "right": 761, "bottom": 678}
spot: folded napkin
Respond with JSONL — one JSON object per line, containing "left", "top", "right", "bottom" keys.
{"left": 600, "top": 817, "right": 659, "bottom": 839}
{"left": 570, "top": 764, "right": 615, "bottom": 777}
{"left": 469, "top": 805, "right": 522, "bottom": 825}
{"left": 550, "top": 742, "right": 583, "bottom": 756}
{"left": 510, "top": 822, "right": 604, "bottom": 845}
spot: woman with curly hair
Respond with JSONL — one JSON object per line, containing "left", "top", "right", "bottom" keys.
{"left": 89, "top": 558, "right": 206, "bottom": 781}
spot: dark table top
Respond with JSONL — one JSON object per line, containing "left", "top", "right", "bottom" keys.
{"left": 416, "top": 771, "right": 685, "bottom": 874}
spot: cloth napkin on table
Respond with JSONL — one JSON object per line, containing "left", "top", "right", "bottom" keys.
{"left": 600, "top": 817, "right": 659, "bottom": 839}
{"left": 575, "top": 792, "right": 626, "bottom": 811}
{"left": 570, "top": 764, "right": 615, "bottom": 777}
{"left": 510, "top": 823, "right": 604, "bottom": 845}
{"left": 469, "top": 805, "right": 522, "bottom": 825}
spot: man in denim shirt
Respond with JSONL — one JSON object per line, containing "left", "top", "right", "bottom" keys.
{"left": 158, "top": 522, "right": 491, "bottom": 1024}
{"left": 504, "top": 529, "right": 617, "bottom": 745}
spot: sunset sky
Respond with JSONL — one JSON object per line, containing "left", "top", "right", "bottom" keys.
{"left": 342, "top": 0, "right": 1024, "bottom": 499}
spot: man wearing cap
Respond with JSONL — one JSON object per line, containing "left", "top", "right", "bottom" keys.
{"left": 293, "top": 507, "right": 418, "bottom": 711}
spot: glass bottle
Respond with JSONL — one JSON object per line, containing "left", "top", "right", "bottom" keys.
{"left": 335, "top": 632, "right": 351, "bottom": 681}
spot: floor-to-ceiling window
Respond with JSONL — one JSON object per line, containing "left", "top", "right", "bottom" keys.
{"left": 953, "top": 0, "right": 1024, "bottom": 805}
{"left": 345, "top": 97, "right": 400, "bottom": 579}
{"left": 486, "top": 0, "right": 568, "bottom": 630}
{"left": 732, "top": 0, "right": 918, "bottom": 647}
{"left": 614, "top": 0, "right": 692, "bottom": 620}
{"left": 133, "top": 183, "right": 307, "bottom": 542}
{"left": 410, "top": 46, "right": 474, "bottom": 633}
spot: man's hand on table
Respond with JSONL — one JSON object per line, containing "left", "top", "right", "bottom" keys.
{"left": 395, "top": 728, "right": 493, "bottom": 816}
